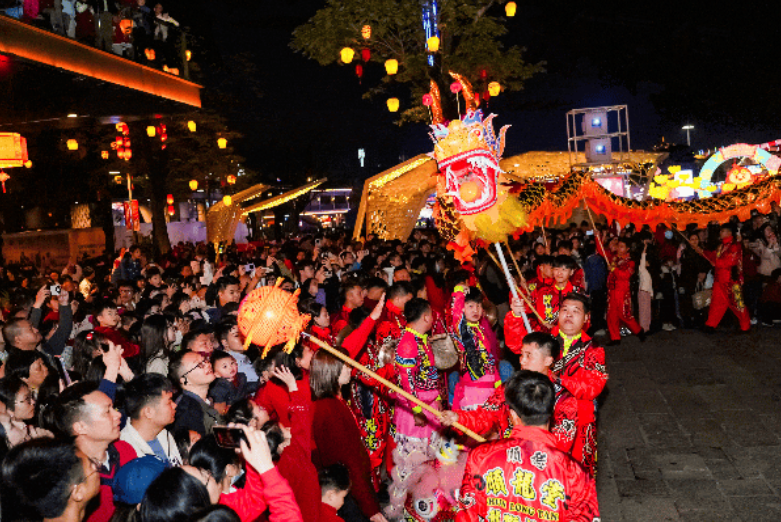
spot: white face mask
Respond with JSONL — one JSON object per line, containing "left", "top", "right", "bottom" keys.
{"left": 174, "top": 330, "right": 183, "bottom": 345}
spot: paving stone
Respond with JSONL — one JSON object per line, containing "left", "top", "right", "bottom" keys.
{"left": 654, "top": 453, "right": 712, "bottom": 480}
{"left": 686, "top": 418, "right": 732, "bottom": 446}
{"left": 626, "top": 447, "right": 663, "bottom": 480}
{"left": 728, "top": 496, "right": 781, "bottom": 522}
{"left": 637, "top": 413, "right": 691, "bottom": 447}
{"left": 693, "top": 384, "right": 749, "bottom": 411}
{"left": 618, "top": 497, "right": 682, "bottom": 521}
{"left": 678, "top": 510, "right": 741, "bottom": 522}
{"left": 664, "top": 480, "right": 725, "bottom": 511}
{"left": 659, "top": 386, "right": 713, "bottom": 418}
{"left": 615, "top": 479, "right": 670, "bottom": 498}
{"left": 716, "top": 478, "right": 774, "bottom": 497}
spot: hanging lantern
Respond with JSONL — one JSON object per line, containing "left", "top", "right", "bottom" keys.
{"left": 422, "top": 94, "right": 433, "bottom": 106}
{"left": 237, "top": 283, "right": 311, "bottom": 356}
{"left": 450, "top": 81, "right": 462, "bottom": 94}
{"left": 123, "top": 137, "right": 131, "bottom": 147}
{"left": 167, "top": 205, "right": 175, "bottom": 216}
{"left": 114, "top": 175, "right": 123, "bottom": 185}
{"left": 101, "top": 151, "right": 109, "bottom": 159}
{"left": 385, "top": 59, "right": 398, "bottom": 75}
{"left": 144, "top": 48, "right": 156, "bottom": 61}
{"left": 66, "top": 139, "right": 78, "bottom": 151}
{"left": 488, "top": 81, "right": 501, "bottom": 97}
{"left": 119, "top": 19, "right": 132, "bottom": 35}
{"left": 187, "top": 121, "right": 196, "bottom": 132}
{"left": 115, "top": 136, "right": 123, "bottom": 148}
{"left": 387, "top": 98, "right": 399, "bottom": 112}
{"left": 222, "top": 195, "right": 232, "bottom": 206}
{"left": 475, "top": 92, "right": 481, "bottom": 105}
{"left": 505, "top": 1, "right": 517, "bottom": 16}
{"left": 361, "top": 25, "right": 371, "bottom": 39}
{"left": 340, "top": 47, "right": 355, "bottom": 63}
{"left": 0, "top": 171, "right": 9, "bottom": 193}
{"left": 227, "top": 174, "right": 237, "bottom": 185}
{"left": 361, "top": 49, "right": 370, "bottom": 62}
{"left": 355, "top": 64, "right": 363, "bottom": 78}
{"left": 146, "top": 126, "right": 156, "bottom": 137}
{"left": 483, "top": 90, "right": 491, "bottom": 101}
{"left": 169, "top": 68, "right": 179, "bottom": 76}
{"left": 124, "top": 149, "right": 132, "bottom": 160}
{"left": 0, "top": 133, "right": 29, "bottom": 169}
{"left": 189, "top": 179, "right": 198, "bottom": 191}
{"left": 24, "top": 160, "right": 32, "bottom": 168}
{"left": 185, "top": 50, "right": 192, "bottom": 61}
{"left": 480, "top": 69, "right": 488, "bottom": 80}
{"left": 166, "top": 194, "right": 174, "bottom": 205}
{"left": 217, "top": 138, "right": 227, "bottom": 149}
{"left": 426, "top": 36, "right": 440, "bottom": 52}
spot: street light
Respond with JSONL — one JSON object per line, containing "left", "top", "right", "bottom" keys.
{"left": 682, "top": 125, "right": 694, "bottom": 147}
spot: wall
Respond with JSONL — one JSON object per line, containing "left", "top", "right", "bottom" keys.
{"left": 3, "top": 228, "right": 106, "bottom": 266}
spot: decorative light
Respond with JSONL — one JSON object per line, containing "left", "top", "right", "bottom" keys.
{"left": 166, "top": 194, "right": 174, "bottom": 205}
{"left": 340, "top": 47, "right": 355, "bottom": 63}
{"left": 187, "top": 121, "right": 196, "bottom": 132}
{"left": 0, "top": 171, "right": 9, "bottom": 193}
{"left": 488, "top": 81, "right": 501, "bottom": 97}
{"left": 387, "top": 98, "right": 400, "bottom": 112}
{"left": 361, "top": 25, "right": 371, "bottom": 39}
{"left": 189, "top": 179, "right": 198, "bottom": 191}
{"left": 67, "top": 113, "right": 78, "bottom": 118}
{"left": 355, "top": 64, "right": 363, "bottom": 78}
{"left": 146, "top": 126, "right": 156, "bottom": 137}
{"left": 101, "top": 151, "right": 109, "bottom": 159}
{"left": 185, "top": 50, "right": 192, "bottom": 61}
{"left": 217, "top": 138, "right": 227, "bottom": 149}
{"left": 505, "top": 2, "right": 516, "bottom": 16}
{"left": 361, "top": 49, "right": 370, "bottom": 62}
{"left": 114, "top": 175, "right": 123, "bottom": 184}
{"left": 426, "top": 36, "right": 440, "bottom": 53}
{"left": 385, "top": 59, "right": 398, "bottom": 75}
{"left": 119, "top": 19, "right": 132, "bottom": 35}
{"left": 227, "top": 174, "right": 237, "bottom": 185}
{"left": 167, "top": 205, "right": 175, "bottom": 216}
{"left": 124, "top": 149, "right": 132, "bottom": 160}
{"left": 222, "top": 195, "right": 232, "bottom": 206}
{"left": 66, "top": 139, "right": 78, "bottom": 151}
{"left": 144, "top": 48, "right": 155, "bottom": 61}
{"left": 24, "top": 160, "right": 32, "bottom": 168}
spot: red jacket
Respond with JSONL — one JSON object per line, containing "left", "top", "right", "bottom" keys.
{"left": 375, "top": 302, "right": 406, "bottom": 347}
{"left": 94, "top": 326, "right": 140, "bottom": 358}
{"left": 220, "top": 466, "right": 302, "bottom": 522}
{"left": 312, "top": 397, "right": 381, "bottom": 519}
{"left": 319, "top": 503, "right": 344, "bottom": 522}
{"left": 330, "top": 306, "right": 353, "bottom": 336}
{"left": 86, "top": 441, "right": 137, "bottom": 522}
{"left": 306, "top": 325, "right": 335, "bottom": 352}
{"left": 454, "top": 376, "right": 578, "bottom": 454}
{"left": 551, "top": 329, "right": 607, "bottom": 426}
{"left": 703, "top": 237, "right": 743, "bottom": 284}
{"left": 456, "top": 425, "right": 599, "bottom": 522}
{"left": 254, "top": 373, "right": 312, "bottom": 429}
{"left": 277, "top": 390, "right": 321, "bottom": 522}
{"left": 529, "top": 280, "right": 584, "bottom": 331}
{"left": 503, "top": 311, "right": 530, "bottom": 355}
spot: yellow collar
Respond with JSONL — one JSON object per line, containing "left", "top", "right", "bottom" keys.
{"left": 405, "top": 327, "right": 428, "bottom": 344}
{"left": 559, "top": 331, "right": 581, "bottom": 358}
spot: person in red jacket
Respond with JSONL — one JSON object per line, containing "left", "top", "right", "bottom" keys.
{"left": 455, "top": 371, "right": 599, "bottom": 522}
{"left": 551, "top": 293, "right": 607, "bottom": 478}
{"left": 319, "top": 464, "right": 351, "bottom": 522}
{"left": 331, "top": 280, "right": 366, "bottom": 336}
{"left": 522, "top": 255, "right": 583, "bottom": 333}
{"left": 440, "top": 332, "right": 577, "bottom": 454}
{"left": 253, "top": 344, "right": 313, "bottom": 429}
{"left": 695, "top": 224, "right": 751, "bottom": 332}
{"left": 93, "top": 301, "right": 140, "bottom": 358}
{"left": 598, "top": 237, "right": 646, "bottom": 345}
{"left": 375, "top": 282, "right": 413, "bottom": 348}
{"left": 526, "top": 255, "right": 554, "bottom": 294}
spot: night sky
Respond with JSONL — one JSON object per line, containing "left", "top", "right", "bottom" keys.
{"left": 160, "top": 0, "right": 781, "bottom": 186}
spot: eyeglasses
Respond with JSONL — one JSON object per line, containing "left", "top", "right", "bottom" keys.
{"left": 181, "top": 358, "right": 208, "bottom": 380}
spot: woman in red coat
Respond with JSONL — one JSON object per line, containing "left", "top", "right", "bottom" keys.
{"left": 310, "top": 349, "right": 388, "bottom": 522}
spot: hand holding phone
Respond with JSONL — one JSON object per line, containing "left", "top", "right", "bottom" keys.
{"left": 214, "top": 426, "right": 249, "bottom": 449}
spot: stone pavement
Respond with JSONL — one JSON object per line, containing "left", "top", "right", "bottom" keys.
{"left": 595, "top": 326, "right": 781, "bottom": 521}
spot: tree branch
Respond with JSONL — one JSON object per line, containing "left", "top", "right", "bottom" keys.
{"left": 475, "top": 0, "right": 496, "bottom": 23}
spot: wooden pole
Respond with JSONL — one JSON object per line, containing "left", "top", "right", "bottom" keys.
{"left": 302, "top": 333, "right": 486, "bottom": 444}
{"left": 485, "top": 248, "right": 551, "bottom": 328}
{"left": 582, "top": 199, "right": 606, "bottom": 256}
{"left": 673, "top": 227, "right": 714, "bottom": 266}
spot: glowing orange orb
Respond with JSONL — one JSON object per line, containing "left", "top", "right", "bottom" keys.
{"left": 459, "top": 180, "right": 483, "bottom": 203}
{"left": 238, "top": 283, "right": 310, "bottom": 356}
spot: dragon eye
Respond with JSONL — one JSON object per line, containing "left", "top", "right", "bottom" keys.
{"left": 415, "top": 499, "right": 438, "bottom": 519}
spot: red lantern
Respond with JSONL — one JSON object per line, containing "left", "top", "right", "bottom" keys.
{"left": 479, "top": 69, "right": 487, "bottom": 80}
{"left": 355, "top": 64, "right": 363, "bottom": 78}
{"left": 450, "top": 81, "right": 462, "bottom": 94}
{"left": 238, "top": 282, "right": 310, "bottom": 356}
{"left": 123, "top": 137, "right": 131, "bottom": 148}
{"left": 123, "top": 149, "right": 132, "bottom": 160}
{"left": 167, "top": 205, "right": 175, "bottom": 216}
{"left": 422, "top": 94, "right": 433, "bottom": 106}
{"left": 361, "top": 49, "right": 371, "bottom": 62}
{"left": 0, "top": 133, "right": 28, "bottom": 168}
{"left": 483, "top": 90, "right": 491, "bottom": 101}
{"left": 101, "top": 151, "right": 109, "bottom": 159}
{"left": 166, "top": 194, "right": 174, "bottom": 205}
{"left": 475, "top": 92, "right": 481, "bottom": 106}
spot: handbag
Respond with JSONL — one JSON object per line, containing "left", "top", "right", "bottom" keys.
{"left": 692, "top": 288, "right": 712, "bottom": 310}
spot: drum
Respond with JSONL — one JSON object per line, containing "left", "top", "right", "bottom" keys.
{"left": 430, "top": 334, "right": 458, "bottom": 370}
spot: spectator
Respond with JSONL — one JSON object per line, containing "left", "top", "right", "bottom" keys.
{"left": 170, "top": 350, "right": 222, "bottom": 437}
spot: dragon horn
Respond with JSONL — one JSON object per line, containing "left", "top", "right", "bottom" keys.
{"left": 449, "top": 71, "right": 476, "bottom": 111}
{"left": 429, "top": 80, "right": 444, "bottom": 125}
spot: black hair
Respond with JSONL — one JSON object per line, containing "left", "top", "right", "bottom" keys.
{"left": 139, "top": 314, "right": 173, "bottom": 371}
{"left": 48, "top": 380, "right": 101, "bottom": 438}
{"left": 168, "top": 350, "right": 190, "bottom": 387}
{"left": 319, "top": 463, "right": 351, "bottom": 494}
{"left": 1, "top": 439, "right": 85, "bottom": 519}
{"left": 464, "top": 287, "right": 483, "bottom": 305}
{"left": 504, "top": 370, "right": 555, "bottom": 427}
{"left": 0, "top": 375, "right": 30, "bottom": 414}
{"left": 210, "top": 350, "right": 234, "bottom": 368}
{"left": 557, "top": 240, "right": 573, "bottom": 252}
{"left": 404, "top": 297, "right": 431, "bottom": 323}
{"left": 222, "top": 302, "right": 240, "bottom": 315}
{"left": 138, "top": 467, "right": 211, "bottom": 522}
{"left": 123, "top": 373, "right": 174, "bottom": 420}
{"left": 172, "top": 428, "right": 194, "bottom": 465}
{"left": 260, "top": 422, "right": 286, "bottom": 462}
{"left": 364, "top": 277, "right": 388, "bottom": 292}
{"left": 189, "top": 505, "right": 241, "bottom": 522}
{"left": 347, "top": 307, "right": 371, "bottom": 330}
{"left": 5, "top": 350, "right": 49, "bottom": 383}
{"left": 561, "top": 292, "right": 591, "bottom": 314}
{"left": 450, "top": 269, "right": 472, "bottom": 288}
{"left": 215, "top": 317, "right": 237, "bottom": 345}
{"left": 301, "top": 299, "right": 325, "bottom": 319}
{"left": 270, "top": 344, "right": 304, "bottom": 381}
{"left": 215, "top": 276, "right": 240, "bottom": 293}
{"left": 188, "top": 435, "right": 240, "bottom": 483}
{"left": 226, "top": 399, "right": 256, "bottom": 426}
{"left": 521, "top": 332, "right": 561, "bottom": 361}
{"left": 93, "top": 299, "right": 118, "bottom": 318}
{"left": 552, "top": 255, "right": 576, "bottom": 270}
{"left": 71, "top": 330, "right": 105, "bottom": 378}
{"left": 145, "top": 267, "right": 162, "bottom": 280}
{"left": 533, "top": 255, "right": 554, "bottom": 269}
{"left": 387, "top": 281, "right": 414, "bottom": 301}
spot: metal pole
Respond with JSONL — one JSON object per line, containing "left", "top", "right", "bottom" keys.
{"left": 494, "top": 242, "right": 532, "bottom": 332}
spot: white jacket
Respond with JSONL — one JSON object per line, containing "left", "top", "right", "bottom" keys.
{"left": 120, "top": 422, "right": 182, "bottom": 466}
{"left": 639, "top": 252, "right": 653, "bottom": 294}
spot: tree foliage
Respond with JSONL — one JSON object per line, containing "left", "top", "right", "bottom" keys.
{"left": 291, "top": 0, "right": 544, "bottom": 122}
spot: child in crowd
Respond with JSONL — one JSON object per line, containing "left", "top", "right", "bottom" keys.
{"left": 216, "top": 318, "right": 261, "bottom": 394}
{"left": 319, "top": 464, "right": 351, "bottom": 522}
{"left": 93, "top": 300, "right": 140, "bottom": 358}
{"left": 209, "top": 351, "right": 250, "bottom": 415}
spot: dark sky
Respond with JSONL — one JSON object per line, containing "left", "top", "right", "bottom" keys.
{"left": 171, "top": 0, "right": 781, "bottom": 185}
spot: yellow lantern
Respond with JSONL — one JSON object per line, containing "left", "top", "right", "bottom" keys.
{"left": 387, "top": 98, "right": 399, "bottom": 112}
{"left": 189, "top": 179, "right": 198, "bottom": 191}
{"left": 227, "top": 174, "right": 237, "bottom": 185}
{"left": 361, "top": 25, "right": 371, "bottom": 39}
{"left": 217, "top": 138, "right": 227, "bottom": 149}
{"left": 101, "top": 151, "right": 109, "bottom": 159}
{"left": 426, "top": 36, "right": 440, "bottom": 53}
{"left": 144, "top": 48, "right": 156, "bottom": 61}
{"left": 146, "top": 126, "right": 156, "bottom": 137}
{"left": 114, "top": 175, "right": 123, "bottom": 185}
{"left": 185, "top": 50, "right": 192, "bottom": 61}
{"left": 505, "top": 1, "right": 516, "bottom": 16}
{"left": 488, "top": 81, "right": 501, "bottom": 97}
{"left": 384, "top": 59, "right": 398, "bottom": 75}
{"left": 222, "top": 195, "right": 232, "bottom": 206}
{"left": 340, "top": 47, "right": 355, "bottom": 63}
{"left": 66, "top": 139, "right": 78, "bottom": 151}
{"left": 24, "top": 160, "right": 32, "bottom": 168}
{"left": 187, "top": 121, "right": 196, "bottom": 132}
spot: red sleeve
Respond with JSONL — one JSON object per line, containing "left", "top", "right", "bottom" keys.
{"left": 288, "top": 389, "right": 312, "bottom": 453}
{"left": 503, "top": 312, "right": 530, "bottom": 354}
{"left": 613, "top": 259, "right": 635, "bottom": 281}
{"left": 453, "top": 386, "right": 506, "bottom": 436}
{"left": 455, "top": 445, "right": 486, "bottom": 522}
{"left": 394, "top": 335, "right": 417, "bottom": 401}
{"left": 558, "top": 347, "right": 608, "bottom": 401}
{"left": 113, "top": 441, "right": 138, "bottom": 466}
{"left": 551, "top": 394, "right": 578, "bottom": 453}
{"left": 564, "top": 462, "right": 600, "bottom": 521}
{"left": 220, "top": 466, "right": 303, "bottom": 522}
{"left": 341, "top": 317, "right": 376, "bottom": 360}
{"left": 425, "top": 275, "right": 447, "bottom": 314}
{"left": 262, "top": 382, "right": 292, "bottom": 427}
{"left": 451, "top": 285, "right": 467, "bottom": 329}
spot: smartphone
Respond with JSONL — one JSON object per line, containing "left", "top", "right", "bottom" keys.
{"left": 213, "top": 426, "right": 249, "bottom": 449}
{"left": 315, "top": 238, "right": 321, "bottom": 246}
{"left": 50, "top": 284, "right": 61, "bottom": 296}
{"left": 586, "top": 230, "right": 594, "bottom": 236}
{"left": 245, "top": 263, "right": 255, "bottom": 273}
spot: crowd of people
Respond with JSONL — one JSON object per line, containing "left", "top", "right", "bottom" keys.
{"left": 2, "top": 0, "right": 183, "bottom": 71}
{"left": 1, "top": 206, "right": 780, "bottom": 522}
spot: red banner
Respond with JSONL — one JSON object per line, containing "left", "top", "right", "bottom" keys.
{"left": 123, "top": 200, "right": 140, "bottom": 231}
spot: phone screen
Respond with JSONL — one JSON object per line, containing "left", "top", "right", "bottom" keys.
{"left": 213, "top": 427, "right": 248, "bottom": 449}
